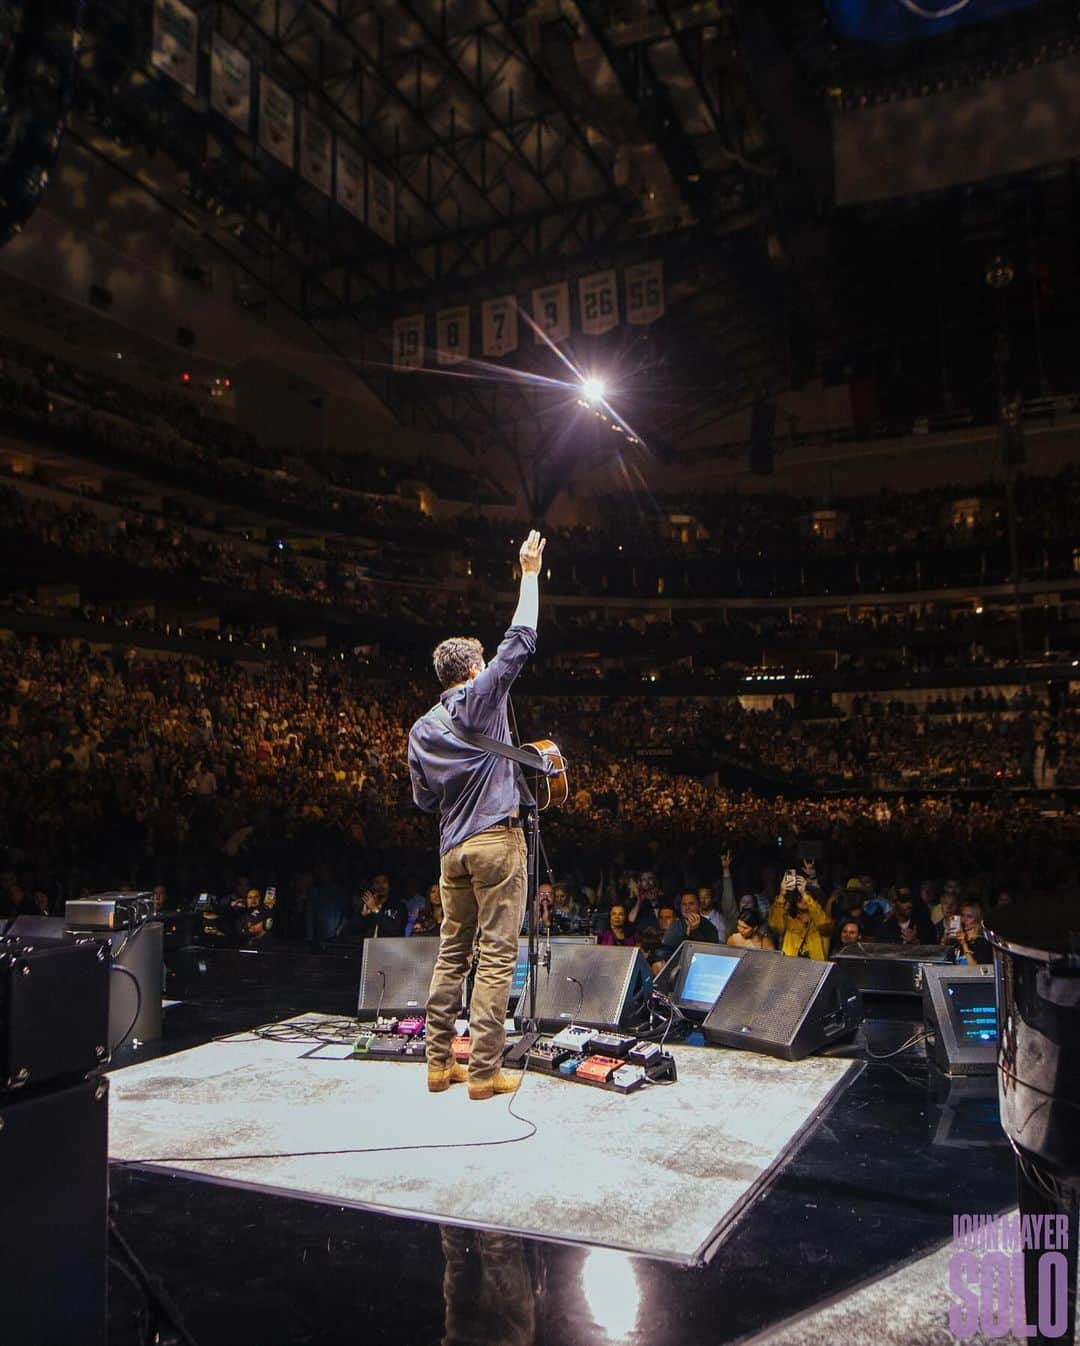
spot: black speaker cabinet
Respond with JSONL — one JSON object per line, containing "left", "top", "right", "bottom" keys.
{"left": 77, "top": 921, "right": 164, "bottom": 1050}
{"left": 514, "top": 945, "right": 652, "bottom": 1032}
{"left": 0, "top": 1074, "right": 108, "bottom": 1346}
{"left": 358, "top": 937, "right": 444, "bottom": 1017}
{"left": 832, "top": 942, "right": 952, "bottom": 997}
{"left": 702, "top": 948, "right": 862, "bottom": 1061}
{"left": 0, "top": 937, "right": 110, "bottom": 1091}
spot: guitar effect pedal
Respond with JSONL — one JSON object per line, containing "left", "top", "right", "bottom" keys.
{"left": 452, "top": 1036, "right": 472, "bottom": 1062}
{"left": 366, "top": 1036, "right": 406, "bottom": 1057}
{"left": 628, "top": 1041, "right": 661, "bottom": 1065}
{"left": 552, "top": 1025, "right": 594, "bottom": 1051}
{"left": 374, "top": 1017, "right": 399, "bottom": 1034}
{"left": 574, "top": 1055, "right": 622, "bottom": 1085}
{"left": 557, "top": 1053, "right": 585, "bottom": 1077}
{"left": 527, "top": 1039, "right": 572, "bottom": 1072}
{"left": 587, "top": 1031, "right": 636, "bottom": 1058}
{"left": 397, "top": 1016, "right": 425, "bottom": 1037}
{"left": 352, "top": 1033, "right": 376, "bottom": 1055}
{"left": 610, "top": 1064, "right": 646, "bottom": 1094}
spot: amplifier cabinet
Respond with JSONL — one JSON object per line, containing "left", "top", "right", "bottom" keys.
{"left": 0, "top": 1075, "right": 108, "bottom": 1345}
{"left": 0, "top": 938, "right": 110, "bottom": 1091}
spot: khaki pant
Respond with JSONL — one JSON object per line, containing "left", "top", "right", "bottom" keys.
{"left": 427, "top": 822, "right": 528, "bottom": 1084}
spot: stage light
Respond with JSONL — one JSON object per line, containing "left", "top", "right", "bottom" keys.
{"left": 581, "top": 376, "right": 606, "bottom": 403}
{"left": 580, "top": 1249, "right": 640, "bottom": 1340}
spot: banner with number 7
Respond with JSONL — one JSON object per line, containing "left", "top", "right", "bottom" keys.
{"left": 481, "top": 297, "right": 518, "bottom": 357}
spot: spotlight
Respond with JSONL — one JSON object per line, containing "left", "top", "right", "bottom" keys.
{"left": 581, "top": 376, "right": 606, "bottom": 403}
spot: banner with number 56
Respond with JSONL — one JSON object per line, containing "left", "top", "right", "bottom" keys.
{"left": 436, "top": 307, "right": 470, "bottom": 366}
{"left": 625, "top": 260, "right": 664, "bottom": 326}
{"left": 579, "top": 271, "right": 619, "bottom": 336}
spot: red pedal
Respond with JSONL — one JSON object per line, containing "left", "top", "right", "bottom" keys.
{"left": 452, "top": 1036, "right": 472, "bottom": 1062}
{"left": 574, "top": 1055, "right": 622, "bottom": 1084}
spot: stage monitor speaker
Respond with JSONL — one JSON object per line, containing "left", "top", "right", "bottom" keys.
{"left": 463, "top": 936, "right": 595, "bottom": 1012}
{"left": 358, "top": 937, "right": 443, "bottom": 1018}
{"left": 1, "top": 1075, "right": 108, "bottom": 1345}
{"left": 514, "top": 945, "right": 652, "bottom": 1032}
{"left": 702, "top": 948, "right": 862, "bottom": 1061}
{"left": 832, "top": 942, "right": 952, "bottom": 997}
{"left": 0, "top": 937, "right": 110, "bottom": 1091}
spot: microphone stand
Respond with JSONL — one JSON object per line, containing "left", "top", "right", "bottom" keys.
{"left": 504, "top": 792, "right": 544, "bottom": 1067}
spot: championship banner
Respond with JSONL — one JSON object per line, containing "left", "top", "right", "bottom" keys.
{"left": 299, "top": 109, "right": 333, "bottom": 196}
{"left": 258, "top": 75, "right": 295, "bottom": 170}
{"left": 436, "top": 307, "right": 470, "bottom": 366}
{"left": 392, "top": 315, "right": 425, "bottom": 371}
{"left": 336, "top": 140, "right": 365, "bottom": 221}
{"left": 151, "top": 0, "right": 199, "bottom": 97}
{"left": 209, "top": 33, "right": 251, "bottom": 133}
{"left": 481, "top": 296, "right": 518, "bottom": 358}
{"left": 530, "top": 281, "right": 570, "bottom": 344}
{"left": 625, "top": 259, "right": 664, "bottom": 326}
{"left": 366, "top": 165, "right": 396, "bottom": 245}
{"left": 579, "top": 270, "right": 619, "bottom": 336}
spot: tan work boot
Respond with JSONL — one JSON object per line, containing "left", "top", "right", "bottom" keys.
{"left": 427, "top": 1062, "right": 469, "bottom": 1093}
{"left": 467, "top": 1070, "right": 521, "bottom": 1101}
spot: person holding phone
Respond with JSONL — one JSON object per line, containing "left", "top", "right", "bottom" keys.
{"left": 768, "top": 870, "right": 833, "bottom": 960}
{"left": 408, "top": 530, "right": 545, "bottom": 1101}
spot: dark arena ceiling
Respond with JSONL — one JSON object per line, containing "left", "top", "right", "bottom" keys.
{"left": 19, "top": 0, "right": 1080, "bottom": 503}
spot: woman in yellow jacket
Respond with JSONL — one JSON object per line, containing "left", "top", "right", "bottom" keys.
{"left": 768, "top": 871, "right": 833, "bottom": 960}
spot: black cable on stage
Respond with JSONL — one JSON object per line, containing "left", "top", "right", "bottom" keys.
{"left": 109, "top": 963, "right": 143, "bottom": 1053}
{"left": 110, "top": 1113, "right": 538, "bottom": 1169}
{"left": 109, "top": 1216, "right": 201, "bottom": 1346}
{"left": 864, "top": 1028, "right": 931, "bottom": 1060}
{"left": 114, "top": 1014, "right": 542, "bottom": 1165}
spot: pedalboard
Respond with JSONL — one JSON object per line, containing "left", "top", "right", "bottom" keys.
{"left": 515, "top": 1034, "right": 676, "bottom": 1095}
{"left": 346, "top": 1017, "right": 676, "bottom": 1095}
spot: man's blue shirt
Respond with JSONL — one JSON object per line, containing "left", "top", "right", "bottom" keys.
{"left": 407, "top": 625, "right": 536, "bottom": 855}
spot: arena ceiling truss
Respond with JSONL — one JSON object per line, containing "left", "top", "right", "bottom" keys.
{"left": 74, "top": 0, "right": 790, "bottom": 508}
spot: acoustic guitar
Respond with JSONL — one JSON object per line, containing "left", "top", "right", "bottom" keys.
{"left": 521, "top": 739, "right": 569, "bottom": 810}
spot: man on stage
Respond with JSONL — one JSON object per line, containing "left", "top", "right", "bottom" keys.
{"left": 408, "top": 530, "right": 546, "bottom": 1100}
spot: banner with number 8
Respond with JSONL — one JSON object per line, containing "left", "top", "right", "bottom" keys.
{"left": 436, "top": 306, "right": 470, "bottom": 366}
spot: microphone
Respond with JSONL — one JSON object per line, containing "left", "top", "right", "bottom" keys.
{"left": 566, "top": 975, "right": 585, "bottom": 1026}
{"left": 374, "top": 968, "right": 387, "bottom": 1023}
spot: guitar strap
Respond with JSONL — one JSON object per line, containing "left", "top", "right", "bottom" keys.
{"left": 428, "top": 704, "right": 557, "bottom": 776}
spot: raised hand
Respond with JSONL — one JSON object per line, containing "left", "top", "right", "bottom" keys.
{"left": 519, "top": 529, "right": 547, "bottom": 575}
